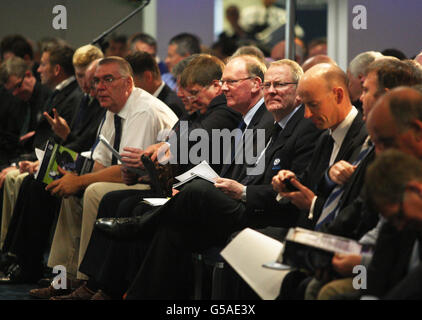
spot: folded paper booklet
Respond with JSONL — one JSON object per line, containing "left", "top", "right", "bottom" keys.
{"left": 35, "top": 140, "right": 94, "bottom": 185}
{"left": 141, "top": 198, "right": 170, "bottom": 206}
{"left": 221, "top": 228, "right": 289, "bottom": 300}
{"left": 266, "top": 227, "right": 369, "bottom": 272}
{"left": 172, "top": 160, "right": 219, "bottom": 189}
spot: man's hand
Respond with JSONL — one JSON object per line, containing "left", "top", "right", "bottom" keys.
{"left": 272, "top": 170, "right": 296, "bottom": 194}
{"left": 331, "top": 253, "right": 362, "bottom": 276}
{"left": 120, "top": 147, "right": 145, "bottom": 168}
{"left": 151, "top": 142, "right": 172, "bottom": 164}
{"left": 0, "top": 166, "right": 17, "bottom": 188}
{"left": 18, "top": 160, "right": 39, "bottom": 175}
{"left": 278, "top": 177, "right": 315, "bottom": 210}
{"left": 121, "top": 166, "right": 138, "bottom": 186}
{"left": 44, "top": 108, "right": 71, "bottom": 141}
{"left": 328, "top": 161, "right": 357, "bottom": 185}
{"left": 45, "top": 166, "right": 82, "bottom": 197}
{"left": 214, "top": 178, "right": 244, "bottom": 200}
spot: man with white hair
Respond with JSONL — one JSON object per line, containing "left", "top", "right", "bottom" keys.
{"left": 347, "top": 51, "right": 383, "bottom": 112}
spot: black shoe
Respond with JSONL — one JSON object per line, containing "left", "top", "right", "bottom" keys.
{"left": 0, "top": 252, "right": 17, "bottom": 273}
{"left": 94, "top": 217, "right": 143, "bottom": 240}
{"left": 0, "top": 263, "right": 27, "bottom": 284}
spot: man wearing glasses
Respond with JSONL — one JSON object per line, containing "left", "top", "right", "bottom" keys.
{"left": 116, "top": 57, "right": 321, "bottom": 299}
{"left": 30, "top": 56, "right": 178, "bottom": 298}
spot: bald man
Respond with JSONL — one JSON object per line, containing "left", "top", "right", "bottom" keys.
{"left": 272, "top": 63, "right": 367, "bottom": 230}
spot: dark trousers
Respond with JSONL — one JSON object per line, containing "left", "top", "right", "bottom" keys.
{"left": 126, "top": 178, "right": 247, "bottom": 299}
{"left": 3, "top": 175, "right": 60, "bottom": 280}
{"left": 78, "top": 189, "right": 155, "bottom": 298}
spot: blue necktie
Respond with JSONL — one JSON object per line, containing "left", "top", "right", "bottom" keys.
{"left": 111, "top": 114, "right": 122, "bottom": 165}
{"left": 315, "top": 141, "right": 373, "bottom": 230}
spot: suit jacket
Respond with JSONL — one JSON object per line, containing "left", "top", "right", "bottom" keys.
{"left": 243, "top": 105, "right": 324, "bottom": 228}
{"left": 220, "top": 101, "right": 274, "bottom": 181}
{"left": 295, "top": 111, "right": 368, "bottom": 230}
{"left": 64, "top": 97, "right": 106, "bottom": 153}
{"left": 321, "top": 148, "right": 379, "bottom": 240}
{"left": 170, "top": 94, "right": 242, "bottom": 175}
{"left": 17, "top": 79, "right": 82, "bottom": 162}
{"left": 157, "top": 84, "right": 185, "bottom": 118}
{"left": 366, "top": 222, "right": 420, "bottom": 298}
{"left": 0, "top": 85, "right": 28, "bottom": 165}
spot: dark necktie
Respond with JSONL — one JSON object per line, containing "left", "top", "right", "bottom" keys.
{"left": 267, "top": 122, "right": 282, "bottom": 152}
{"left": 111, "top": 114, "right": 122, "bottom": 165}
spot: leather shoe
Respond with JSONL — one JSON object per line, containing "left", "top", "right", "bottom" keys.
{"left": 50, "top": 283, "right": 95, "bottom": 300}
{"left": 95, "top": 216, "right": 143, "bottom": 240}
{"left": 0, "top": 252, "right": 17, "bottom": 273}
{"left": 29, "top": 279, "right": 85, "bottom": 299}
{"left": 91, "top": 289, "right": 111, "bottom": 300}
{"left": 0, "top": 263, "right": 28, "bottom": 284}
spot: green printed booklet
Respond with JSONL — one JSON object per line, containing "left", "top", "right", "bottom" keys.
{"left": 35, "top": 140, "right": 94, "bottom": 184}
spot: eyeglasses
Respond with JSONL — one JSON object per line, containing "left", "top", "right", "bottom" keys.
{"left": 219, "top": 77, "right": 253, "bottom": 87}
{"left": 185, "top": 85, "right": 210, "bottom": 101}
{"left": 92, "top": 75, "right": 123, "bottom": 88}
{"left": 261, "top": 81, "right": 297, "bottom": 91}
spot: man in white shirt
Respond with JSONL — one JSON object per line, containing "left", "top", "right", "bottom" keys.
{"left": 30, "top": 56, "right": 178, "bottom": 298}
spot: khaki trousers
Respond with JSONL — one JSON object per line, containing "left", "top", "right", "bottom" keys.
{"left": 47, "top": 182, "right": 150, "bottom": 280}
{"left": 0, "top": 169, "right": 29, "bottom": 249}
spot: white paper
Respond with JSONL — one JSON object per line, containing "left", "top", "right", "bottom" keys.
{"left": 80, "top": 151, "right": 92, "bottom": 159}
{"left": 220, "top": 228, "right": 290, "bottom": 300}
{"left": 33, "top": 148, "right": 45, "bottom": 180}
{"left": 173, "top": 161, "right": 219, "bottom": 188}
{"left": 142, "top": 198, "right": 169, "bottom": 206}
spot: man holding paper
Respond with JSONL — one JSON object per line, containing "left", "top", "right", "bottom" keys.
{"left": 29, "top": 56, "right": 178, "bottom": 298}
{"left": 104, "top": 57, "right": 322, "bottom": 300}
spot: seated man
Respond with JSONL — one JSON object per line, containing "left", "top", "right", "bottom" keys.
{"left": 27, "top": 56, "right": 178, "bottom": 297}
{"left": 46, "top": 53, "right": 245, "bottom": 300}
{"left": 125, "top": 51, "right": 185, "bottom": 117}
{"left": 0, "top": 49, "right": 104, "bottom": 284}
{"left": 90, "top": 57, "right": 322, "bottom": 300}
{"left": 313, "top": 87, "right": 422, "bottom": 300}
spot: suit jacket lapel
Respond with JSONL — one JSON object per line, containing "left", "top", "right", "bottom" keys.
{"left": 334, "top": 112, "right": 367, "bottom": 163}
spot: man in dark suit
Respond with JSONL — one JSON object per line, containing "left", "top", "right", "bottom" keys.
{"left": 357, "top": 88, "right": 422, "bottom": 300}
{"left": 0, "top": 44, "right": 82, "bottom": 180}
{"left": 110, "top": 57, "right": 322, "bottom": 300}
{"left": 126, "top": 51, "right": 185, "bottom": 117}
{"left": 52, "top": 54, "right": 274, "bottom": 300}
{"left": 39, "top": 54, "right": 242, "bottom": 299}
{"left": 0, "top": 48, "right": 105, "bottom": 284}
{"left": 272, "top": 63, "right": 367, "bottom": 230}
{"left": 0, "top": 56, "right": 50, "bottom": 168}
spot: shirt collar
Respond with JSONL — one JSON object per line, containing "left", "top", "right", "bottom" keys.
{"left": 243, "top": 97, "right": 265, "bottom": 127}
{"left": 329, "top": 106, "right": 358, "bottom": 147}
{"left": 278, "top": 104, "right": 301, "bottom": 130}
{"left": 152, "top": 81, "right": 166, "bottom": 97}
{"left": 55, "top": 76, "right": 75, "bottom": 91}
